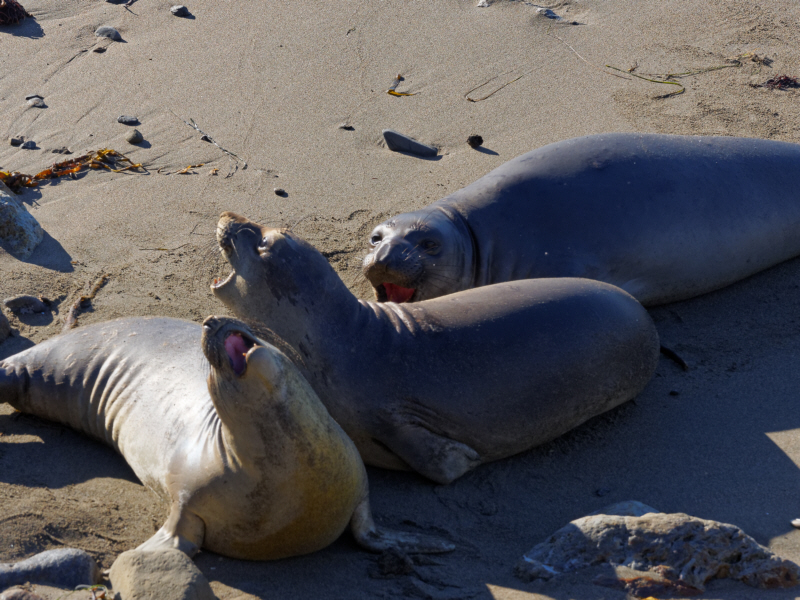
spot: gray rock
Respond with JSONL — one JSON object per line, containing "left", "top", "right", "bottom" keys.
{"left": 0, "top": 311, "right": 11, "bottom": 343}
{"left": 9, "top": 137, "right": 22, "bottom": 147}
{"left": 95, "top": 26, "right": 122, "bottom": 41}
{"left": 126, "top": 128, "right": 144, "bottom": 144}
{"left": 0, "top": 588, "right": 45, "bottom": 600}
{"left": 0, "top": 548, "right": 100, "bottom": 589}
{"left": 109, "top": 549, "right": 215, "bottom": 600}
{"left": 382, "top": 129, "right": 437, "bottom": 157}
{"left": 26, "top": 97, "right": 45, "bottom": 108}
{"left": 4, "top": 295, "right": 47, "bottom": 314}
{"left": 117, "top": 115, "right": 139, "bottom": 125}
{"left": 171, "top": 5, "right": 190, "bottom": 16}
{"left": 0, "top": 181, "right": 44, "bottom": 258}
{"left": 515, "top": 505, "right": 800, "bottom": 591}
{"left": 20, "top": 141, "right": 35, "bottom": 150}
{"left": 51, "top": 147, "right": 72, "bottom": 155}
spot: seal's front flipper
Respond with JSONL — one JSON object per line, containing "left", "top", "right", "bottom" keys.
{"left": 383, "top": 424, "right": 481, "bottom": 484}
{"left": 136, "top": 504, "right": 205, "bottom": 557}
{"left": 350, "top": 495, "right": 454, "bottom": 554}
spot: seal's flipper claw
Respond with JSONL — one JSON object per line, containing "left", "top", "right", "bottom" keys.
{"left": 135, "top": 505, "right": 204, "bottom": 557}
{"left": 350, "top": 496, "right": 455, "bottom": 554}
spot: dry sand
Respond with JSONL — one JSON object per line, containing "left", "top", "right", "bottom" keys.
{"left": 2, "top": 0, "right": 800, "bottom": 598}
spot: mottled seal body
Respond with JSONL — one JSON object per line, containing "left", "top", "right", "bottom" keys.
{"left": 364, "top": 133, "right": 800, "bottom": 306}
{"left": 0, "top": 316, "right": 451, "bottom": 559}
{"left": 212, "top": 213, "right": 660, "bottom": 484}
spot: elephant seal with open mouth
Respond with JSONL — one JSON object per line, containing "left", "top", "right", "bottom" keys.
{"left": 211, "top": 212, "right": 660, "bottom": 484}
{"left": 363, "top": 133, "right": 800, "bottom": 306}
{"left": 0, "top": 315, "right": 452, "bottom": 560}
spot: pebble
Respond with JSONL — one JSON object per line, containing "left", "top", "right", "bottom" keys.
{"left": 0, "top": 589, "right": 45, "bottom": 600}
{"left": 171, "top": 5, "right": 190, "bottom": 16}
{"left": 0, "top": 549, "right": 99, "bottom": 590}
{"left": 117, "top": 115, "right": 139, "bottom": 125}
{"left": 338, "top": 123, "right": 355, "bottom": 131}
{"left": 51, "top": 147, "right": 73, "bottom": 154}
{"left": 20, "top": 141, "right": 35, "bottom": 150}
{"left": 109, "top": 549, "right": 215, "bottom": 600}
{"left": 274, "top": 188, "right": 287, "bottom": 196}
{"left": 24, "top": 94, "right": 42, "bottom": 101}
{"left": 382, "top": 129, "right": 438, "bottom": 157}
{"left": 26, "top": 97, "right": 45, "bottom": 108}
{"left": 4, "top": 295, "right": 48, "bottom": 314}
{"left": 95, "top": 26, "right": 122, "bottom": 41}
{"left": 467, "top": 134, "right": 483, "bottom": 149}
{"left": 0, "top": 181, "right": 43, "bottom": 258}
{"left": 476, "top": 0, "right": 490, "bottom": 6}
{"left": 0, "top": 311, "right": 10, "bottom": 344}
{"left": 9, "top": 137, "right": 23, "bottom": 147}
{"left": 126, "top": 128, "right": 144, "bottom": 144}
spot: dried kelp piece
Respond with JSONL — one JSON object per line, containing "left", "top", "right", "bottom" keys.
{"left": 761, "top": 75, "right": 799, "bottom": 90}
{"left": 0, "top": 149, "right": 145, "bottom": 193}
{"left": 0, "top": 0, "right": 31, "bottom": 26}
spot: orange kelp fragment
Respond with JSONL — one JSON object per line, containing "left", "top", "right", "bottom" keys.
{"left": 0, "top": 0, "right": 31, "bottom": 25}
{"left": 1, "top": 149, "right": 145, "bottom": 193}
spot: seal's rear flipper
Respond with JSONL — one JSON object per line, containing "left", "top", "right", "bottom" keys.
{"left": 384, "top": 424, "right": 481, "bottom": 484}
{"left": 350, "top": 496, "right": 454, "bottom": 554}
{"left": 136, "top": 504, "right": 205, "bottom": 557}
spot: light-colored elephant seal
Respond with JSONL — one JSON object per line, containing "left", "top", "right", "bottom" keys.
{"left": 211, "top": 212, "right": 660, "bottom": 484}
{"left": 0, "top": 315, "right": 452, "bottom": 559}
{"left": 363, "top": 133, "right": 800, "bottom": 306}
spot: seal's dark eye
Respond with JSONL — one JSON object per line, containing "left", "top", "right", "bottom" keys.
{"left": 421, "top": 240, "right": 438, "bottom": 250}
{"left": 259, "top": 237, "right": 269, "bottom": 248}
{"left": 370, "top": 234, "right": 382, "bottom": 245}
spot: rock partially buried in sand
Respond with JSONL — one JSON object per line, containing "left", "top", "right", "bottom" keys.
{"left": 515, "top": 503, "right": 800, "bottom": 591}
{"left": 95, "top": 25, "right": 122, "bottom": 41}
{"left": 4, "top": 295, "right": 47, "bottom": 314}
{"left": 383, "top": 129, "right": 437, "bottom": 157}
{"left": 109, "top": 549, "right": 215, "bottom": 600}
{"left": 0, "top": 181, "right": 43, "bottom": 259}
{"left": 171, "top": 4, "right": 190, "bottom": 16}
{"left": 0, "top": 548, "right": 100, "bottom": 589}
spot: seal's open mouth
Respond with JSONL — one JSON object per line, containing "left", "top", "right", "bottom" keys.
{"left": 224, "top": 331, "right": 258, "bottom": 376}
{"left": 211, "top": 269, "right": 235, "bottom": 290}
{"left": 377, "top": 282, "right": 416, "bottom": 303}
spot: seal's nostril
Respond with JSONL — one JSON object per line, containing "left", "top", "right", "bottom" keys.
{"left": 202, "top": 316, "right": 218, "bottom": 330}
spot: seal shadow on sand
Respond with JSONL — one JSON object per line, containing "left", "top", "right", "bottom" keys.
{"left": 0, "top": 17, "right": 44, "bottom": 39}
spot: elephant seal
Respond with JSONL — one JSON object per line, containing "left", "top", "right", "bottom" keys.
{"left": 211, "top": 212, "right": 660, "bottom": 484}
{"left": 363, "top": 133, "right": 800, "bottom": 306}
{"left": 0, "top": 315, "right": 452, "bottom": 559}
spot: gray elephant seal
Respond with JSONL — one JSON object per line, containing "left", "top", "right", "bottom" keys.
{"left": 363, "top": 133, "right": 800, "bottom": 306}
{"left": 0, "top": 316, "right": 452, "bottom": 559}
{"left": 211, "top": 212, "right": 660, "bottom": 484}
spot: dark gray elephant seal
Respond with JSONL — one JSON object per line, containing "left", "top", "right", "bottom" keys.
{"left": 211, "top": 212, "right": 660, "bottom": 484}
{"left": 0, "top": 315, "right": 452, "bottom": 560}
{"left": 363, "top": 133, "right": 800, "bottom": 306}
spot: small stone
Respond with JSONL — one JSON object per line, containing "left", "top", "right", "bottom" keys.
{"left": 338, "top": 123, "right": 355, "bottom": 131}
{"left": 467, "top": 134, "right": 483, "bottom": 149}
{"left": 4, "top": 295, "right": 48, "bottom": 314}
{"left": 20, "top": 140, "right": 35, "bottom": 150}
{"left": 117, "top": 115, "right": 139, "bottom": 125}
{"left": 126, "top": 128, "right": 144, "bottom": 144}
{"left": 476, "top": 0, "right": 490, "bottom": 6}
{"left": 51, "top": 147, "right": 72, "bottom": 154}
{"left": 274, "top": 188, "right": 287, "bottom": 196}
{"left": 382, "top": 129, "right": 438, "bottom": 157}
{"left": 109, "top": 549, "right": 215, "bottom": 600}
{"left": 0, "top": 311, "right": 11, "bottom": 344}
{"left": 27, "top": 97, "right": 45, "bottom": 108}
{"left": 92, "top": 46, "right": 107, "bottom": 53}
{"left": 171, "top": 5, "right": 189, "bottom": 16}
{"left": 0, "top": 588, "right": 45, "bottom": 600}
{"left": 9, "top": 137, "right": 22, "bottom": 147}
{"left": 95, "top": 26, "right": 122, "bottom": 41}
{"left": 0, "top": 181, "right": 43, "bottom": 258}
{"left": 0, "top": 548, "right": 99, "bottom": 589}
{"left": 24, "top": 94, "right": 42, "bottom": 101}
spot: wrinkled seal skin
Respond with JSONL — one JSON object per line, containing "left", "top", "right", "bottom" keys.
{"left": 212, "top": 212, "right": 660, "bottom": 484}
{"left": 364, "top": 133, "right": 800, "bottom": 306}
{"left": 0, "top": 316, "right": 452, "bottom": 560}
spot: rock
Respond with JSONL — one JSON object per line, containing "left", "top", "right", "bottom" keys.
{"left": 117, "top": 115, "right": 139, "bottom": 125}
{"left": 4, "top": 295, "right": 47, "bottom": 314}
{"left": 0, "top": 181, "right": 44, "bottom": 259}
{"left": 109, "top": 549, "right": 215, "bottom": 600}
{"left": 274, "top": 188, "right": 286, "bottom": 196}
{"left": 0, "top": 588, "right": 45, "bottom": 600}
{"left": 382, "top": 129, "right": 438, "bottom": 157}
{"left": 95, "top": 26, "right": 122, "bottom": 41}
{"left": 24, "top": 94, "right": 42, "bottom": 101}
{"left": 0, "top": 549, "right": 100, "bottom": 590}
{"left": 515, "top": 505, "right": 800, "bottom": 591}
{"left": 476, "top": 0, "right": 490, "bottom": 6}
{"left": 126, "top": 128, "right": 144, "bottom": 144}
{"left": 338, "top": 123, "right": 355, "bottom": 131}
{"left": 27, "top": 97, "right": 45, "bottom": 108}
{"left": 51, "top": 147, "right": 72, "bottom": 155}
{"left": 171, "top": 5, "right": 190, "bottom": 16}
{"left": 20, "top": 141, "right": 35, "bottom": 150}
{"left": 0, "top": 311, "right": 11, "bottom": 343}
{"left": 466, "top": 134, "right": 483, "bottom": 149}
{"left": 9, "top": 137, "right": 22, "bottom": 147}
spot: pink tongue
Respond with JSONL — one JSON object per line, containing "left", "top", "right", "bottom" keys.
{"left": 383, "top": 283, "right": 415, "bottom": 303}
{"left": 225, "top": 334, "right": 248, "bottom": 375}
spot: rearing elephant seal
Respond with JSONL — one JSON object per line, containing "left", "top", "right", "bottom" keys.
{"left": 363, "top": 133, "right": 800, "bottom": 306}
{"left": 211, "top": 212, "right": 660, "bottom": 484}
{"left": 0, "top": 316, "right": 452, "bottom": 559}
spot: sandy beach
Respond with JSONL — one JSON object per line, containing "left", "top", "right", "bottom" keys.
{"left": 2, "top": 0, "right": 800, "bottom": 598}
